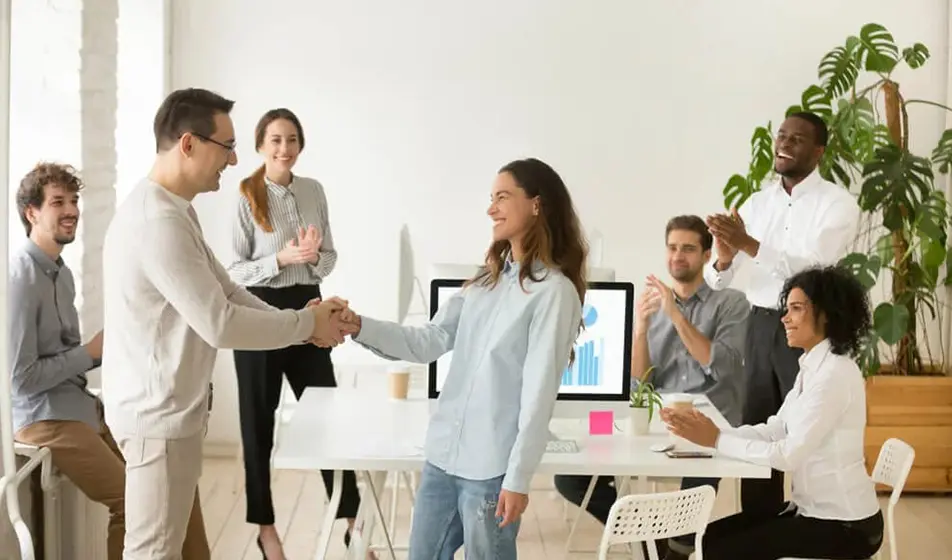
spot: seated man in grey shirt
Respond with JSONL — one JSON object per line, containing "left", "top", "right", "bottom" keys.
{"left": 554, "top": 215, "right": 748, "bottom": 559}
{"left": 8, "top": 163, "right": 209, "bottom": 560}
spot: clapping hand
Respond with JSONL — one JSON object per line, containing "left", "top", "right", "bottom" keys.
{"left": 277, "top": 225, "right": 322, "bottom": 268}
{"left": 646, "top": 274, "right": 677, "bottom": 317}
{"left": 705, "top": 209, "right": 755, "bottom": 257}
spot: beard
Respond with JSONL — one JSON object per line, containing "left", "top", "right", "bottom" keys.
{"left": 54, "top": 233, "right": 76, "bottom": 245}
{"left": 670, "top": 267, "right": 700, "bottom": 283}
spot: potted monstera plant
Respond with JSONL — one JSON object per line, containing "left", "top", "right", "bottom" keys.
{"left": 723, "top": 23, "right": 952, "bottom": 491}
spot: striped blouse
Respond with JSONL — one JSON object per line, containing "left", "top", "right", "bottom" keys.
{"left": 227, "top": 175, "right": 337, "bottom": 288}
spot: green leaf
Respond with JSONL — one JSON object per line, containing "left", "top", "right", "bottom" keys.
{"left": 932, "top": 129, "right": 952, "bottom": 174}
{"left": 902, "top": 43, "right": 930, "bottom": 69}
{"left": 819, "top": 40, "right": 860, "bottom": 97}
{"left": 853, "top": 23, "right": 899, "bottom": 73}
{"left": 915, "top": 189, "right": 949, "bottom": 243}
{"left": 838, "top": 252, "right": 882, "bottom": 290}
{"left": 859, "top": 144, "right": 934, "bottom": 215}
{"left": 723, "top": 174, "right": 753, "bottom": 210}
{"left": 748, "top": 124, "right": 774, "bottom": 184}
{"left": 785, "top": 105, "right": 803, "bottom": 117}
{"left": 946, "top": 247, "right": 952, "bottom": 286}
{"left": 800, "top": 85, "right": 833, "bottom": 120}
{"left": 857, "top": 331, "right": 882, "bottom": 376}
{"left": 834, "top": 98, "right": 877, "bottom": 162}
{"left": 874, "top": 233, "right": 894, "bottom": 263}
{"left": 873, "top": 302, "right": 910, "bottom": 345}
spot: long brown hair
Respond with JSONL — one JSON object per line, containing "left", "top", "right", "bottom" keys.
{"left": 470, "top": 158, "right": 588, "bottom": 350}
{"left": 238, "top": 108, "right": 306, "bottom": 232}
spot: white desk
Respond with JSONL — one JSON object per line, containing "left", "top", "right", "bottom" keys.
{"left": 273, "top": 388, "right": 770, "bottom": 559}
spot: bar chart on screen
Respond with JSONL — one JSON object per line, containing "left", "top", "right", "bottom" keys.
{"left": 560, "top": 302, "right": 612, "bottom": 389}
{"left": 561, "top": 337, "right": 605, "bottom": 386}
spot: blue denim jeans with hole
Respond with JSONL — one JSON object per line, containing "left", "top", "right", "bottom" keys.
{"left": 408, "top": 461, "right": 521, "bottom": 560}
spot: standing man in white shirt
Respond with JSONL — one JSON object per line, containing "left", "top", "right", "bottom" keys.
{"left": 704, "top": 111, "right": 860, "bottom": 516}
{"left": 102, "top": 87, "right": 352, "bottom": 559}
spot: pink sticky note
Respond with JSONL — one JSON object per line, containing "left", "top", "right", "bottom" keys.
{"left": 589, "top": 410, "right": 614, "bottom": 435}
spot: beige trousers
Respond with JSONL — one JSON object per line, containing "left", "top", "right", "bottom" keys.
{"left": 117, "top": 430, "right": 208, "bottom": 560}
{"left": 15, "top": 407, "right": 209, "bottom": 560}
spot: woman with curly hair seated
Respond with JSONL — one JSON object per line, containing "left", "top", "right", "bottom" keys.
{"left": 660, "top": 265, "right": 884, "bottom": 560}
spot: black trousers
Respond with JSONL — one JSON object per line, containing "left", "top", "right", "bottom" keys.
{"left": 234, "top": 284, "right": 361, "bottom": 525}
{"left": 741, "top": 306, "right": 802, "bottom": 516}
{"left": 698, "top": 504, "right": 883, "bottom": 560}
{"left": 553, "top": 474, "right": 720, "bottom": 553}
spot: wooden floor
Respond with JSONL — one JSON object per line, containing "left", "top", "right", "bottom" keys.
{"left": 198, "top": 457, "right": 952, "bottom": 559}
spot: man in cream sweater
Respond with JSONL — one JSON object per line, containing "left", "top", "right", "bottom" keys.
{"left": 102, "top": 88, "right": 352, "bottom": 559}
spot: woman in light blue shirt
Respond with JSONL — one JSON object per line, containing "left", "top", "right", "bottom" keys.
{"left": 344, "top": 158, "right": 587, "bottom": 559}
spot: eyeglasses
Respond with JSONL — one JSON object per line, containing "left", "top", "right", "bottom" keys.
{"left": 192, "top": 133, "right": 236, "bottom": 153}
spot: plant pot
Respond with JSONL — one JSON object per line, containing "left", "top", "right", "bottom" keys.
{"left": 629, "top": 407, "right": 651, "bottom": 436}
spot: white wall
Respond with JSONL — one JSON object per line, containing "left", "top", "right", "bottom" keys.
{"left": 169, "top": 0, "right": 952, "bottom": 447}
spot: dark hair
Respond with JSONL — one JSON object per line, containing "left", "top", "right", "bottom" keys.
{"left": 779, "top": 265, "right": 871, "bottom": 357}
{"left": 788, "top": 111, "right": 829, "bottom": 147}
{"left": 153, "top": 88, "right": 235, "bottom": 152}
{"left": 470, "top": 158, "right": 588, "bottom": 354}
{"left": 17, "top": 162, "right": 83, "bottom": 236}
{"left": 240, "top": 108, "right": 306, "bottom": 232}
{"left": 665, "top": 215, "right": 713, "bottom": 251}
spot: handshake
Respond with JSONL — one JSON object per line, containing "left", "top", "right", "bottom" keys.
{"left": 304, "top": 296, "right": 361, "bottom": 347}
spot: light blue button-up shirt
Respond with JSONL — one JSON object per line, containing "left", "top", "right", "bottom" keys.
{"left": 354, "top": 261, "right": 582, "bottom": 493}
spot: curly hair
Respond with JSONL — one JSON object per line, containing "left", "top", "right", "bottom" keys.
{"left": 16, "top": 162, "right": 83, "bottom": 236}
{"left": 779, "top": 265, "right": 872, "bottom": 357}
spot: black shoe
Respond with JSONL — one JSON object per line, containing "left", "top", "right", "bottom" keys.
{"left": 344, "top": 529, "right": 351, "bottom": 548}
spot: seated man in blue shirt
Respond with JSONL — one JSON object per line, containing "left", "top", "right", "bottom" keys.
{"left": 554, "top": 215, "right": 748, "bottom": 558}
{"left": 8, "top": 163, "right": 210, "bottom": 560}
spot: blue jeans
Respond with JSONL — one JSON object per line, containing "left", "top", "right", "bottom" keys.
{"left": 409, "top": 462, "right": 520, "bottom": 560}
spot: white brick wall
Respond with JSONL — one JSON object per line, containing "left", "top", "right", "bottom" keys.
{"left": 8, "top": 0, "right": 119, "bottom": 337}
{"left": 72, "top": 0, "right": 119, "bottom": 336}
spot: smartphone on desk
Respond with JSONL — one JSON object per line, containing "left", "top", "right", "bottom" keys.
{"left": 665, "top": 450, "right": 713, "bottom": 459}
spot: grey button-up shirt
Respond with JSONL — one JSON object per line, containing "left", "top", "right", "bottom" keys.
{"left": 8, "top": 239, "right": 98, "bottom": 432}
{"left": 646, "top": 282, "right": 749, "bottom": 426}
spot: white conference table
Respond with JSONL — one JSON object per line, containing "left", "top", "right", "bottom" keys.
{"left": 272, "top": 387, "right": 770, "bottom": 559}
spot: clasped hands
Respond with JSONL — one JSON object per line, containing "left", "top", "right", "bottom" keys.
{"left": 302, "top": 296, "right": 361, "bottom": 348}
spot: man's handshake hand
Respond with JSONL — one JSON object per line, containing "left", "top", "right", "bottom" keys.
{"left": 305, "top": 296, "right": 361, "bottom": 347}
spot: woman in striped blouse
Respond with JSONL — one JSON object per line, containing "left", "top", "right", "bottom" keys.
{"left": 228, "top": 108, "right": 368, "bottom": 560}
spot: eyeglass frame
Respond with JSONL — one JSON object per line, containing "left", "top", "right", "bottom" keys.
{"left": 191, "top": 132, "right": 237, "bottom": 153}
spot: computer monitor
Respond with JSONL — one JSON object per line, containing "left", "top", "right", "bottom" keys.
{"left": 427, "top": 279, "right": 634, "bottom": 416}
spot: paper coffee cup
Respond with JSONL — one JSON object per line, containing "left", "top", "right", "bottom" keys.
{"left": 667, "top": 393, "right": 695, "bottom": 411}
{"left": 388, "top": 367, "right": 410, "bottom": 400}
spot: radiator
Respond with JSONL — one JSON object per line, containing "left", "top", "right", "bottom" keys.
{"left": 0, "top": 472, "right": 108, "bottom": 559}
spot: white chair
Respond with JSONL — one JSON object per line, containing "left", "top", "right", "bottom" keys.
{"left": 597, "top": 485, "right": 716, "bottom": 560}
{"left": 781, "top": 437, "right": 915, "bottom": 560}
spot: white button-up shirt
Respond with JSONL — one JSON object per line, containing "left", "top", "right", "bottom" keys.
{"left": 705, "top": 169, "right": 860, "bottom": 309}
{"left": 715, "top": 339, "right": 881, "bottom": 521}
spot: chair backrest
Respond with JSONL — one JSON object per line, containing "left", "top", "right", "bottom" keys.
{"left": 597, "top": 485, "right": 716, "bottom": 560}
{"left": 871, "top": 438, "right": 915, "bottom": 560}
{"left": 871, "top": 437, "right": 915, "bottom": 505}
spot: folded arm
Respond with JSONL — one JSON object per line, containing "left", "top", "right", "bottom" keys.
{"left": 353, "top": 290, "right": 465, "bottom": 362}
{"left": 503, "top": 281, "right": 582, "bottom": 494}
{"left": 8, "top": 280, "right": 94, "bottom": 395}
{"left": 143, "top": 214, "right": 314, "bottom": 350}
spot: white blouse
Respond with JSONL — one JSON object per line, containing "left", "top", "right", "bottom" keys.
{"left": 715, "top": 339, "right": 881, "bottom": 521}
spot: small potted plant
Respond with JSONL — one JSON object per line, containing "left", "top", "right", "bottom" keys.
{"left": 629, "top": 367, "right": 664, "bottom": 436}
